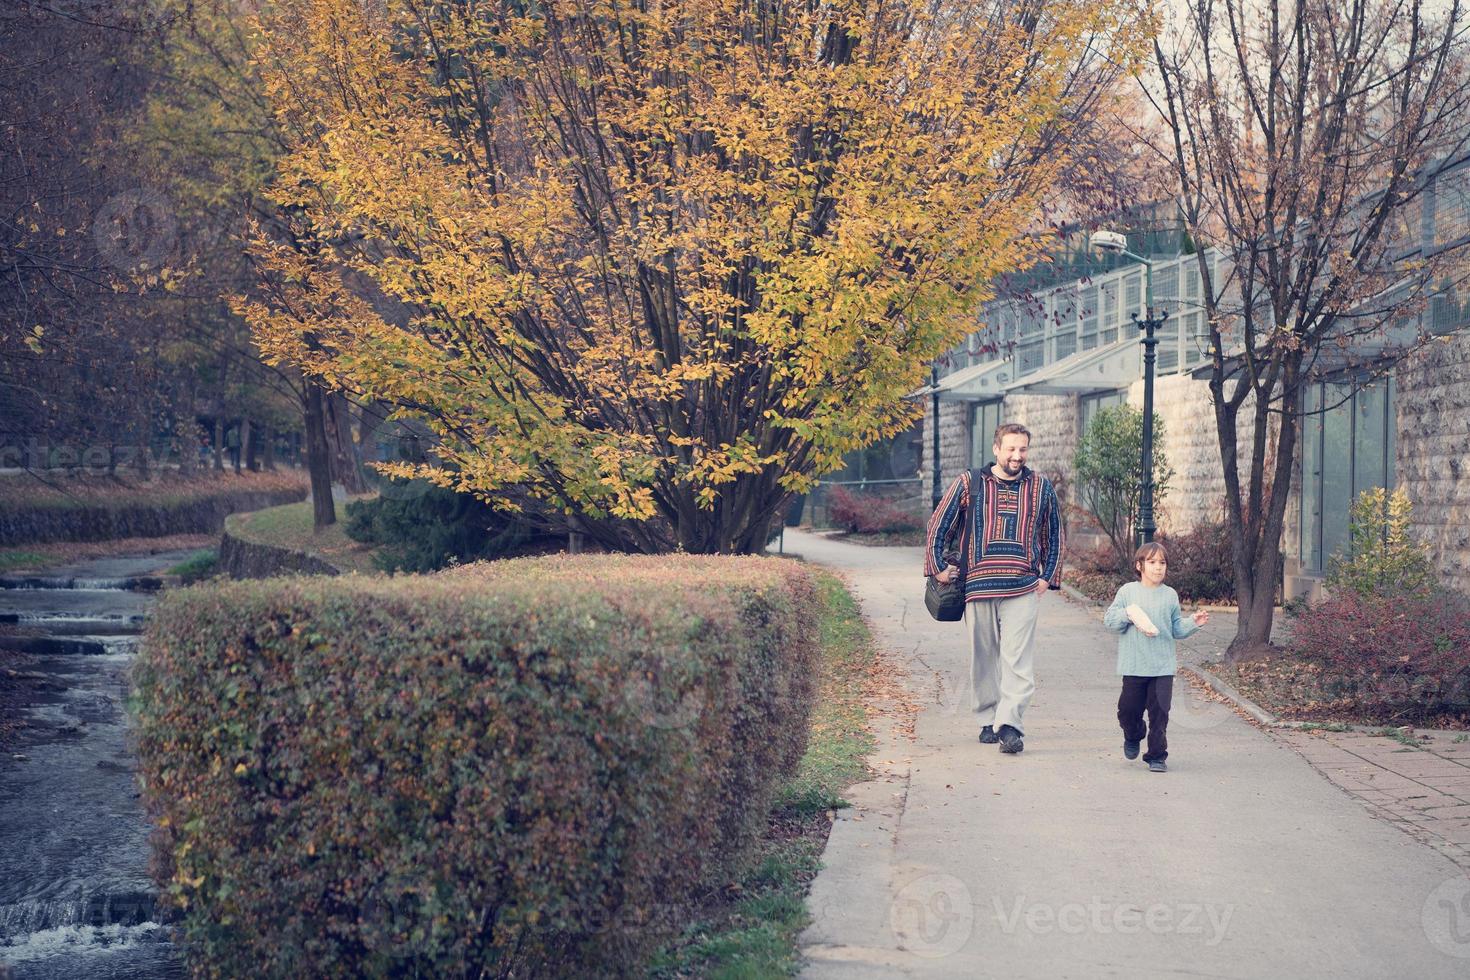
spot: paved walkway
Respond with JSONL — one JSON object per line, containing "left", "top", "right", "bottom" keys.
{"left": 786, "top": 530, "right": 1470, "bottom": 979}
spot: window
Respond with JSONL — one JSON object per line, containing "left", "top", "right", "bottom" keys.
{"left": 1079, "top": 283, "right": 1099, "bottom": 351}
{"left": 1299, "top": 377, "right": 1395, "bottom": 572}
{"left": 970, "top": 400, "right": 1005, "bottom": 467}
{"left": 1052, "top": 286, "right": 1078, "bottom": 361}
{"left": 1079, "top": 389, "right": 1128, "bottom": 437}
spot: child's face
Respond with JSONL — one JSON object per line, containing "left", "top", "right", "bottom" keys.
{"left": 1139, "top": 554, "right": 1167, "bottom": 585}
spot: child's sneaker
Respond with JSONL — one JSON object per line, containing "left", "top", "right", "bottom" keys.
{"left": 1148, "top": 760, "right": 1167, "bottom": 773}
{"left": 978, "top": 725, "right": 999, "bottom": 744}
{"left": 1124, "top": 739, "right": 1140, "bottom": 760}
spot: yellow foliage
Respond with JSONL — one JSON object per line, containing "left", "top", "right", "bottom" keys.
{"left": 241, "top": 0, "right": 1150, "bottom": 550}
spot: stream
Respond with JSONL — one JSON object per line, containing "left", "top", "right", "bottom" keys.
{"left": 0, "top": 552, "right": 194, "bottom": 979}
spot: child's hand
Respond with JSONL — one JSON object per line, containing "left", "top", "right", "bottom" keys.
{"left": 1192, "top": 609, "right": 1210, "bottom": 627}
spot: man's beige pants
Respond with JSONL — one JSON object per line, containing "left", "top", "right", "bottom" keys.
{"left": 965, "top": 590, "right": 1039, "bottom": 735}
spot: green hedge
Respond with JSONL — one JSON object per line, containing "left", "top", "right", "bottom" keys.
{"left": 133, "top": 555, "right": 820, "bottom": 978}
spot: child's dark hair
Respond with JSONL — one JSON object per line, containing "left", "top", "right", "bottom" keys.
{"left": 1133, "top": 541, "right": 1167, "bottom": 578}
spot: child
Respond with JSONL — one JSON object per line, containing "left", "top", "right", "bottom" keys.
{"left": 1102, "top": 542, "right": 1209, "bottom": 773}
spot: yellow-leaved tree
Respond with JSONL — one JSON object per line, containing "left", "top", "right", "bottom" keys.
{"left": 240, "top": 0, "right": 1149, "bottom": 552}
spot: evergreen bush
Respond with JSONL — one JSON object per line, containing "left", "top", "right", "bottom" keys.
{"left": 343, "top": 482, "right": 545, "bottom": 572}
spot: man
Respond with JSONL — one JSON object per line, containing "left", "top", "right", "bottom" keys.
{"left": 924, "top": 423, "right": 1063, "bottom": 755}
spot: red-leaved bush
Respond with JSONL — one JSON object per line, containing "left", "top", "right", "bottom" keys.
{"left": 1285, "top": 588, "right": 1470, "bottom": 723}
{"left": 826, "top": 485, "right": 923, "bottom": 534}
{"left": 1157, "top": 519, "right": 1236, "bottom": 603}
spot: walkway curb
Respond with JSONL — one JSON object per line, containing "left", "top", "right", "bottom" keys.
{"left": 1179, "top": 663, "right": 1280, "bottom": 726}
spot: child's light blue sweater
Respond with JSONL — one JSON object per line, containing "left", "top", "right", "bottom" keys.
{"left": 1102, "top": 581, "right": 1201, "bottom": 677}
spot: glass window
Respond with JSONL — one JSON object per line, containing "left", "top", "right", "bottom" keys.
{"left": 1300, "top": 384, "right": 1323, "bottom": 569}
{"left": 970, "top": 400, "right": 1004, "bottom": 467}
{"left": 1432, "top": 164, "right": 1470, "bottom": 251}
{"left": 1320, "top": 382, "right": 1354, "bottom": 565}
{"left": 1079, "top": 283, "right": 1098, "bottom": 351}
{"left": 1299, "top": 378, "right": 1396, "bottom": 572}
{"left": 1079, "top": 389, "right": 1128, "bottom": 437}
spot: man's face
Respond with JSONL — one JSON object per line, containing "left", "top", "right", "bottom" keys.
{"left": 993, "top": 434, "right": 1030, "bottom": 477}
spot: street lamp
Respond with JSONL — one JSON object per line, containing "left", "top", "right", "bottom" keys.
{"left": 1089, "top": 230, "right": 1168, "bottom": 545}
{"left": 931, "top": 360, "right": 942, "bottom": 509}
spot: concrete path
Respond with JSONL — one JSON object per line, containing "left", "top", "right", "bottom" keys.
{"left": 787, "top": 530, "right": 1470, "bottom": 979}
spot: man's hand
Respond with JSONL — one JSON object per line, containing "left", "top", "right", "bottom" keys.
{"left": 935, "top": 566, "right": 958, "bottom": 584}
{"left": 1033, "top": 579, "right": 1050, "bottom": 596}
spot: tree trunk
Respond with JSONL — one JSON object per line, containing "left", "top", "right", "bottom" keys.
{"left": 358, "top": 399, "right": 388, "bottom": 466}
{"left": 212, "top": 417, "right": 224, "bottom": 472}
{"left": 304, "top": 384, "right": 337, "bottom": 529}
{"left": 1222, "top": 359, "right": 1300, "bottom": 662}
{"left": 178, "top": 396, "right": 197, "bottom": 475}
{"left": 262, "top": 425, "right": 277, "bottom": 471}
{"left": 325, "top": 392, "right": 368, "bottom": 494}
{"left": 243, "top": 418, "right": 258, "bottom": 472}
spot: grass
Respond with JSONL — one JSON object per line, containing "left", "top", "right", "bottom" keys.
{"left": 225, "top": 497, "right": 381, "bottom": 575}
{"left": 1297, "top": 721, "right": 1353, "bottom": 733}
{"left": 0, "top": 533, "right": 220, "bottom": 574}
{"left": 166, "top": 548, "right": 218, "bottom": 583}
{"left": 648, "top": 571, "right": 880, "bottom": 979}
{"left": 1376, "top": 726, "right": 1423, "bottom": 748}
{"left": 0, "top": 550, "right": 52, "bottom": 574}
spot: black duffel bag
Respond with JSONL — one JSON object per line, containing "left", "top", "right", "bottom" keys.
{"left": 925, "top": 548, "right": 966, "bottom": 621}
{"left": 924, "top": 467, "right": 977, "bottom": 622}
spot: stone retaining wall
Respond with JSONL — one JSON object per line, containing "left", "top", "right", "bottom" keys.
{"left": 1395, "top": 330, "right": 1470, "bottom": 595}
{"left": 218, "top": 530, "right": 340, "bottom": 580}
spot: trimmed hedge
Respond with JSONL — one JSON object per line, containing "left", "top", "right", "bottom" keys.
{"left": 0, "top": 477, "right": 307, "bottom": 546}
{"left": 133, "top": 555, "right": 821, "bottom": 978}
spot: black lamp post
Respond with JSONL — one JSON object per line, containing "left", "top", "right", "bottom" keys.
{"left": 1133, "top": 306, "right": 1167, "bottom": 544}
{"left": 931, "top": 361, "right": 942, "bottom": 509}
{"left": 1089, "top": 231, "right": 1166, "bottom": 545}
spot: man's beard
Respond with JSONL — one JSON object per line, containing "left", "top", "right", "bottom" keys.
{"left": 997, "top": 461, "right": 1022, "bottom": 477}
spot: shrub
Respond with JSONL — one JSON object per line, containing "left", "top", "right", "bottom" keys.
{"left": 1157, "top": 519, "right": 1235, "bottom": 603}
{"left": 343, "top": 482, "right": 551, "bottom": 572}
{"left": 133, "top": 556, "right": 820, "bottom": 978}
{"left": 826, "top": 486, "right": 923, "bottom": 534}
{"left": 1072, "top": 405, "right": 1173, "bottom": 570}
{"left": 1327, "top": 487, "right": 1436, "bottom": 599}
{"left": 1285, "top": 587, "right": 1470, "bottom": 723}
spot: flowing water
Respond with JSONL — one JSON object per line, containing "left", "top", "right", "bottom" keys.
{"left": 0, "top": 553, "right": 195, "bottom": 979}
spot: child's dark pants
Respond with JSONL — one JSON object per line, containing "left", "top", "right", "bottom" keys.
{"left": 1118, "top": 675, "right": 1173, "bottom": 763}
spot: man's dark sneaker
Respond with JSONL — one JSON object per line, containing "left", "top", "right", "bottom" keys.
{"left": 979, "top": 725, "right": 999, "bottom": 744}
{"left": 1124, "top": 739, "right": 1141, "bottom": 760}
{"left": 998, "top": 725, "right": 1024, "bottom": 754}
{"left": 1148, "top": 760, "right": 1167, "bottom": 773}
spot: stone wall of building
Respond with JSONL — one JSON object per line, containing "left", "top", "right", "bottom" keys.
{"left": 918, "top": 400, "right": 972, "bottom": 503}
{"left": 1135, "top": 374, "right": 1224, "bottom": 535}
{"left": 1004, "top": 393, "right": 1080, "bottom": 491}
{"left": 1123, "top": 373, "right": 1278, "bottom": 538}
{"left": 1395, "top": 330, "right": 1470, "bottom": 595}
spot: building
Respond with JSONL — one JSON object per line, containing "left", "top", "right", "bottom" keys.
{"left": 920, "top": 161, "right": 1470, "bottom": 597}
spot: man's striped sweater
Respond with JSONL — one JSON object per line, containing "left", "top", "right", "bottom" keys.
{"left": 923, "top": 465, "right": 1064, "bottom": 600}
